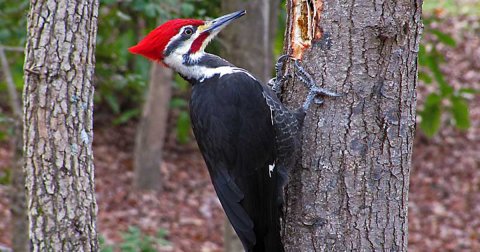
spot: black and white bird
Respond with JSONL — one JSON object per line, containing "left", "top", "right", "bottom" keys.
{"left": 129, "top": 10, "right": 339, "bottom": 252}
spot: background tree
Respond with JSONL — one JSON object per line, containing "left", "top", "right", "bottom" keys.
{"left": 133, "top": 64, "right": 172, "bottom": 191}
{"left": 0, "top": 45, "right": 28, "bottom": 252}
{"left": 23, "top": 0, "right": 100, "bottom": 250}
{"left": 280, "top": 0, "right": 422, "bottom": 250}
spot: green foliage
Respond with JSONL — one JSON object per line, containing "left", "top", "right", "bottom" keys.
{"left": 170, "top": 75, "right": 193, "bottom": 144}
{"left": 0, "top": 1, "right": 28, "bottom": 109}
{"left": 176, "top": 111, "right": 191, "bottom": 144}
{"left": 113, "top": 108, "right": 141, "bottom": 125}
{"left": 99, "top": 236, "right": 114, "bottom": 252}
{"left": 450, "top": 95, "right": 470, "bottom": 130}
{"left": 0, "top": 1, "right": 28, "bottom": 46}
{"left": 417, "top": 18, "right": 477, "bottom": 137}
{"left": 0, "top": 113, "right": 14, "bottom": 142}
{"left": 423, "top": 0, "right": 480, "bottom": 16}
{"left": 170, "top": 97, "right": 191, "bottom": 144}
{"left": 0, "top": 168, "right": 11, "bottom": 185}
{"left": 419, "top": 94, "right": 442, "bottom": 137}
{"left": 100, "top": 227, "right": 170, "bottom": 252}
{"left": 273, "top": 0, "right": 287, "bottom": 58}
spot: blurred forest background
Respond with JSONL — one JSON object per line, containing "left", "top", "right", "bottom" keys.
{"left": 0, "top": 0, "right": 479, "bottom": 251}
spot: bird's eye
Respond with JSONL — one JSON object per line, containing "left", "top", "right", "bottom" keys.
{"left": 184, "top": 28, "right": 193, "bottom": 36}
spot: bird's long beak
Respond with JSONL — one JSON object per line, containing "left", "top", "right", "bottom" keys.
{"left": 201, "top": 10, "right": 246, "bottom": 33}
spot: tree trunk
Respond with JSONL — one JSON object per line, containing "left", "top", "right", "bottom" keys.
{"left": 281, "top": 0, "right": 422, "bottom": 251}
{"left": 23, "top": 0, "right": 99, "bottom": 250}
{"left": 133, "top": 64, "right": 172, "bottom": 191}
{"left": 220, "top": 0, "right": 280, "bottom": 250}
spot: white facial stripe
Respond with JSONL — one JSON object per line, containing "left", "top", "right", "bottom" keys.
{"left": 163, "top": 24, "right": 255, "bottom": 82}
{"left": 164, "top": 25, "right": 201, "bottom": 57}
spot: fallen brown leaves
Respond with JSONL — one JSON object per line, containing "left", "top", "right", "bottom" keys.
{"left": 409, "top": 15, "right": 480, "bottom": 252}
{"left": 94, "top": 125, "right": 224, "bottom": 252}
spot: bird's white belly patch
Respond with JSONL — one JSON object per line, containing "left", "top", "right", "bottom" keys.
{"left": 269, "top": 163, "right": 275, "bottom": 177}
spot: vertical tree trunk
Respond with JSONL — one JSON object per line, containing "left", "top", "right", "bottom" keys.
{"left": 281, "top": 0, "right": 421, "bottom": 251}
{"left": 221, "top": 1, "right": 280, "bottom": 250}
{"left": 23, "top": 0, "right": 99, "bottom": 250}
{"left": 133, "top": 64, "right": 172, "bottom": 191}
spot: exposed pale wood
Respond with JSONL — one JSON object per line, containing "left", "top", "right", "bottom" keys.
{"left": 23, "top": 0, "right": 100, "bottom": 250}
{"left": 281, "top": 0, "right": 422, "bottom": 251}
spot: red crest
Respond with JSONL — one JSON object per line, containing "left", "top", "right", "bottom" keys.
{"left": 129, "top": 19, "right": 205, "bottom": 61}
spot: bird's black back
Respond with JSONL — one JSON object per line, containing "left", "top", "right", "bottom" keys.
{"left": 188, "top": 68, "right": 284, "bottom": 252}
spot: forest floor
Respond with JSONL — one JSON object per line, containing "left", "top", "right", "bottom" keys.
{"left": 0, "top": 16, "right": 479, "bottom": 252}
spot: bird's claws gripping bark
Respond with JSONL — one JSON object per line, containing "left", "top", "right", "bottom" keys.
{"left": 302, "top": 86, "right": 342, "bottom": 111}
{"left": 293, "top": 59, "right": 341, "bottom": 111}
{"left": 268, "top": 55, "right": 341, "bottom": 111}
{"left": 268, "top": 54, "right": 292, "bottom": 95}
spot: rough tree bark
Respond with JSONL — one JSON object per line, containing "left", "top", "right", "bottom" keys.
{"left": 133, "top": 64, "right": 172, "bottom": 191}
{"left": 0, "top": 46, "right": 28, "bottom": 252}
{"left": 281, "top": 0, "right": 422, "bottom": 251}
{"left": 23, "top": 0, "right": 99, "bottom": 250}
{"left": 220, "top": 0, "right": 279, "bottom": 250}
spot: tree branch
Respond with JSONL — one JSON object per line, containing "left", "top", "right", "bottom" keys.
{"left": 0, "top": 45, "right": 24, "bottom": 53}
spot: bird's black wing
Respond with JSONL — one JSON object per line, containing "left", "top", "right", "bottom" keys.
{"left": 189, "top": 72, "right": 277, "bottom": 250}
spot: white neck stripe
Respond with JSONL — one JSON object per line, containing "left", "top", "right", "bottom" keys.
{"left": 164, "top": 52, "right": 256, "bottom": 82}
{"left": 192, "top": 65, "right": 256, "bottom": 82}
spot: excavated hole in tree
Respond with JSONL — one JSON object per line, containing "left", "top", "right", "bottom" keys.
{"left": 290, "top": 0, "right": 324, "bottom": 59}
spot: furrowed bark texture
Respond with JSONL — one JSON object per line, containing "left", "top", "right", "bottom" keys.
{"left": 134, "top": 64, "right": 172, "bottom": 191}
{"left": 23, "top": 0, "right": 99, "bottom": 250}
{"left": 281, "top": 0, "right": 422, "bottom": 251}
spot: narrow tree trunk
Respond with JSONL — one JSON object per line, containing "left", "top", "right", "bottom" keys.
{"left": 134, "top": 64, "right": 172, "bottom": 191}
{"left": 221, "top": 1, "right": 280, "bottom": 250}
{"left": 23, "top": 0, "right": 99, "bottom": 250}
{"left": 281, "top": 0, "right": 422, "bottom": 251}
{"left": 0, "top": 47, "right": 28, "bottom": 252}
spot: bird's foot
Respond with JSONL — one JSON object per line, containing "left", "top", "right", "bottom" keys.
{"left": 268, "top": 54, "right": 292, "bottom": 95}
{"left": 293, "top": 60, "right": 342, "bottom": 111}
{"left": 293, "top": 59, "right": 316, "bottom": 89}
{"left": 302, "top": 86, "right": 342, "bottom": 111}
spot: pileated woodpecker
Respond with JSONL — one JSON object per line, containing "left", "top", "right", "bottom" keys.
{"left": 129, "top": 10, "right": 339, "bottom": 252}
